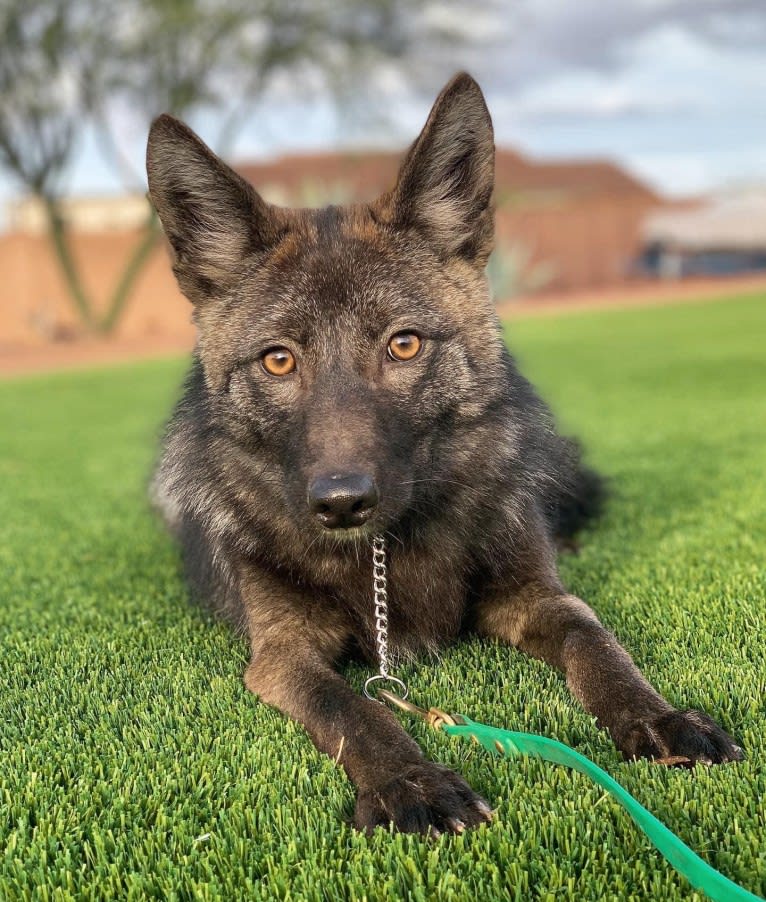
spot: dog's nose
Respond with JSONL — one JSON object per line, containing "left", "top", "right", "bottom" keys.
{"left": 308, "top": 474, "right": 379, "bottom": 529}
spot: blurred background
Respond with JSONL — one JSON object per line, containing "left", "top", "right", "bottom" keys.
{"left": 1, "top": 0, "right": 765, "bottom": 371}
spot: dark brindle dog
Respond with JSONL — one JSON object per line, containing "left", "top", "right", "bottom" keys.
{"left": 146, "top": 73, "right": 742, "bottom": 834}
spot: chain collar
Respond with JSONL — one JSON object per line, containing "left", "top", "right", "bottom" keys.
{"left": 363, "top": 534, "right": 408, "bottom": 701}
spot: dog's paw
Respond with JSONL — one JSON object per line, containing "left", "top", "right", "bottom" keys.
{"left": 355, "top": 761, "right": 493, "bottom": 836}
{"left": 618, "top": 709, "right": 743, "bottom": 766}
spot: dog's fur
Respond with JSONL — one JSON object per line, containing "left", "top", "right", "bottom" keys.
{"left": 146, "top": 73, "right": 741, "bottom": 834}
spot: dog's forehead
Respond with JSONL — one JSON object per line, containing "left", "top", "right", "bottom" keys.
{"left": 253, "top": 218, "right": 445, "bottom": 336}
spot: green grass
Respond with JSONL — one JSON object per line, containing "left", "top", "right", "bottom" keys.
{"left": 1, "top": 292, "right": 765, "bottom": 901}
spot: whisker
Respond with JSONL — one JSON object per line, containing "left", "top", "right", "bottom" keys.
{"left": 383, "top": 529, "right": 405, "bottom": 550}
{"left": 295, "top": 530, "right": 326, "bottom": 568}
{"left": 399, "top": 476, "right": 476, "bottom": 490}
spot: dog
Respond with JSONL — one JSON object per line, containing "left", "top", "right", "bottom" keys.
{"left": 146, "top": 72, "right": 742, "bottom": 835}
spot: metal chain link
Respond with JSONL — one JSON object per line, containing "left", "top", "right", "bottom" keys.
{"left": 372, "top": 534, "right": 390, "bottom": 677}
{"left": 363, "top": 534, "right": 408, "bottom": 701}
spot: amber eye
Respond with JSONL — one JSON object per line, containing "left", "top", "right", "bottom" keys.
{"left": 387, "top": 332, "right": 422, "bottom": 362}
{"left": 261, "top": 347, "right": 296, "bottom": 376}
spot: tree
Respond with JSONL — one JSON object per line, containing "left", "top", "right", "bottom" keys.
{"left": 0, "top": 0, "right": 470, "bottom": 335}
{"left": 1, "top": 0, "right": 100, "bottom": 328}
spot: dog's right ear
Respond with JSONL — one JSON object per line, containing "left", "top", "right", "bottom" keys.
{"left": 379, "top": 73, "right": 495, "bottom": 267}
{"left": 146, "top": 115, "right": 284, "bottom": 304}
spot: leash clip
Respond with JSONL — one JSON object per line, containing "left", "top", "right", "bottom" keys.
{"left": 363, "top": 673, "right": 408, "bottom": 701}
{"left": 376, "top": 687, "right": 466, "bottom": 729}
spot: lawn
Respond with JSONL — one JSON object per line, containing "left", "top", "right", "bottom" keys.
{"left": 1, "top": 292, "right": 764, "bottom": 901}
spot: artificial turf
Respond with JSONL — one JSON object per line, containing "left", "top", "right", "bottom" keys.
{"left": 1, "top": 292, "right": 764, "bottom": 901}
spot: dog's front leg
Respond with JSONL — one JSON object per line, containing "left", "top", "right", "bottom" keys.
{"left": 474, "top": 526, "right": 742, "bottom": 765}
{"left": 241, "top": 567, "right": 492, "bottom": 834}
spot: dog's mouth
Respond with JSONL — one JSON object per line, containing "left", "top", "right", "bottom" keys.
{"left": 310, "top": 514, "right": 380, "bottom": 544}
{"left": 317, "top": 523, "right": 377, "bottom": 544}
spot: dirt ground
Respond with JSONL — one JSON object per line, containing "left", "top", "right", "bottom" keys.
{"left": 2, "top": 272, "right": 765, "bottom": 378}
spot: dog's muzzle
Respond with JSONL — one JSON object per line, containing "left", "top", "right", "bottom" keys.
{"left": 308, "top": 473, "right": 379, "bottom": 529}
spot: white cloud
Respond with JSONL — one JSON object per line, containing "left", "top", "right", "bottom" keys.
{"left": 628, "top": 148, "right": 766, "bottom": 196}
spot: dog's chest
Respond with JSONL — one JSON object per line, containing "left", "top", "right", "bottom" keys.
{"left": 341, "top": 546, "right": 468, "bottom": 662}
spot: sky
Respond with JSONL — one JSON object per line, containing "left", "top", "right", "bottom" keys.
{"left": 2, "top": 0, "right": 766, "bottom": 214}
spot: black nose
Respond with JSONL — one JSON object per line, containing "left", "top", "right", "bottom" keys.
{"left": 308, "top": 474, "right": 379, "bottom": 529}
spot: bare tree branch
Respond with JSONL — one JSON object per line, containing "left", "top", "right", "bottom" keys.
{"left": 0, "top": 0, "right": 487, "bottom": 334}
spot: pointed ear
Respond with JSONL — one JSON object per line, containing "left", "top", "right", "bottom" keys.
{"left": 382, "top": 73, "right": 495, "bottom": 266}
{"left": 146, "top": 114, "right": 284, "bottom": 304}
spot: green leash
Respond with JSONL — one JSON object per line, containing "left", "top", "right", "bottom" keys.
{"left": 364, "top": 537, "right": 761, "bottom": 901}
{"left": 378, "top": 691, "right": 761, "bottom": 902}
{"left": 448, "top": 716, "right": 760, "bottom": 902}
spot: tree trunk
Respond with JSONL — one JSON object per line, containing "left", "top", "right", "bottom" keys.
{"left": 42, "top": 196, "right": 95, "bottom": 330}
{"left": 98, "top": 208, "right": 160, "bottom": 334}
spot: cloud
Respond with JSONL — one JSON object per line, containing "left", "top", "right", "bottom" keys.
{"left": 502, "top": 92, "right": 697, "bottom": 124}
{"left": 463, "top": 0, "right": 766, "bottom": 90}
{"left": 2, "top": 0, "right": 764, "bottom": 203}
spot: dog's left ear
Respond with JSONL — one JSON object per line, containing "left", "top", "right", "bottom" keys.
{"left": 146, "top": 114, "right": 285, "bottom": 305}
{"left": 381, "top": 72, "right": 494, "bottom": 266}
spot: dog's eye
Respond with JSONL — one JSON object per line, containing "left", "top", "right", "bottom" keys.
{"left": 387, "top": 332, "right": 422, "bottom": 362}
{"left": 261, "top": 347, "right": 296, "bottom": 376}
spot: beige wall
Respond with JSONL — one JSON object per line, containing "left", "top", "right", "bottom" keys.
{"left": 0, "top": 229, "right": 195, "bottom": 347}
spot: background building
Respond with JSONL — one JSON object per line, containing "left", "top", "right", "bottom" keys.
{"left": 0, "top": 145, "right": 690, "bottom": 347}
{"left": 640, "top": 189, "right": 766, "bottom": 279}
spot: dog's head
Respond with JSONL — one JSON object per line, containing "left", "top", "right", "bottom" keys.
{"left": 147, "top": 74, "right": 509, "bottom": 543}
